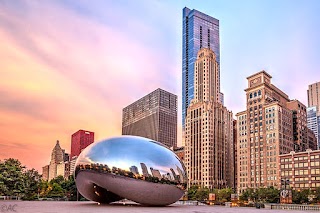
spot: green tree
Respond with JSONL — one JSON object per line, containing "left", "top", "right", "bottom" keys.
{"left": 39, "top": 180, "right": 50, "bottom": 198}
{"left": 194, "top": 187, "right": 209, "bottom": 201}
{"left": 47, "top": 183, "right": 65, "bottom": 198}
{"left": 0, "top": 158, "right": 25, "bottom": 196}
{"left": 313, "top": 187, "right": 320, "bottom": 203}
{"left": 187, "top": 185, "right": 199, "bottom": 200}
{"left": 22, "top": 168, "right": 42, "bottom": 200}
{"left": 50, "top": 175, "right": 64, "bottom": 185}
{"left": 61, "top": 175, "right": 77, "bottom": 201}
{"left": 256, "top": 187, "right": 279, "bottom": 203}
{"left": 217, "top": 188, "right": 233, "bottom": 202}
{"left": 292, "top": 189, "right": 310, "bottom": 204}
{"left": 240, "top": 188, "right": 257, "bottom": 202}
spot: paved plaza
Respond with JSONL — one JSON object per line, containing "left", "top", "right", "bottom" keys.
{"left": 0, "top": 201, "right": 312, "bottom": 213}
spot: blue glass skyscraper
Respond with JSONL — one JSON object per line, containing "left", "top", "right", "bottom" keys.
{"left": 182, "top": 7, "right": 221, "bottom": 129}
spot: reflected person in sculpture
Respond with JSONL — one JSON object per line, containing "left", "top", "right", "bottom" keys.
{"left": 75, "top": 136, "right": 187, "bottom": 206}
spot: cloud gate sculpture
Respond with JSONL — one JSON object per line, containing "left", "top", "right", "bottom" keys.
{"left": 74, "top": 136, "right": 187, "bottom": 206}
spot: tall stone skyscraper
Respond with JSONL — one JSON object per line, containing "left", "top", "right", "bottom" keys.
{"left": 48, "top": 140, "right": 65, "bottom": 180}
{"left": 182, "top": 7, "right": 222, "bottom": 131}
{"left": 122, "top": 88, "right": 177, "bottom": 148}
{"left": 185, "top": 48, "right": 234, "bottom": 189}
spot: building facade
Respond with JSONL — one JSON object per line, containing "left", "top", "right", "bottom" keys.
{"left": 71, "top": 130, "right": 94, "bottom": 159}
{"left": 307, "top": 106, "right": 320, "bottom": 149}
{"left": 307, "top": 82, "right": 320, "bottom": 114}
{"left": 307, "top": 128, "right": 318, "bottom": 151}
{"left": 280, "top": 149, "right": 320, "bottom": 191}
{"left": 232, "top": 120, "right": 238, "bottom": 191}
{"left": 182, "top": 7, "right": 221, "bottom": 129}
{"left": 236, "top": 71, "right": 296, "bottom": 193}
{"left": 185, "top": 48, "right": 233, "bottom": 189}
{"left": 48, "top": 140, "right": 65, "bottom": 180}
{"left": 286, "top": 100, "right": 308, "bottom": 152}
{"left": 69, "top": 156, "right": 78, "bottom": 177}
{"left": 42, "top": 165, "right": 49, "bottom": 181}
{"left": 122, "top": 88, "right": 177, "bottom": 148}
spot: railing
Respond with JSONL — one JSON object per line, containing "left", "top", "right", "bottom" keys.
{"left": 269, "top": 204, "right": 320, "bottom": 211}
{"left": 175, "top": 200, "right": 206, "bottom": 205}
{"left": 0, "top": 196, "right": 20, "bottom": 200}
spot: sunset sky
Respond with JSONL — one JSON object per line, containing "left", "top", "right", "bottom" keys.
{"left": 1, "top": 0, "right": 320, "bottom": 172}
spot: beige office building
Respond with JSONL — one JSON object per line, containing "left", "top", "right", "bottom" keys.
{"left": 185, "top": 48, "right": 234, "bottom": 189}
{"left": 307, "top": 82, "right": 320, "bottom": 113}
{"left": 236, "top": 71, "right": 295, "bottom": 193}
{"left": 48, "top": 140, "right": 65, "bottom": 180}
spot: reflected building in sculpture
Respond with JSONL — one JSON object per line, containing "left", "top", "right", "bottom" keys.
{"left": 122, "top": 88, "right": 177, "bottom": 148}
{"left": 129, "top": 166, "right": 139, "bottom": 175}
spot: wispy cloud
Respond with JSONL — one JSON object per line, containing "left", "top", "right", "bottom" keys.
{"left": 0, "top": 0, "right": 180, "bottom": 171}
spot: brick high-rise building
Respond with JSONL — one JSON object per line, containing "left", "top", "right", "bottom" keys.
{"left": 185, "top": 48, "right": 233, "bottom": 189}
{"left": 286, "top": 100, "right": 308, "bottom": 152}
{"left": 236, "top": 71, "right": 295, "bottom": 193}
{"left": 70, "top": 130, "right": 94, "bottom": 159}
{"left": 122, "top": 88, "right": 177, "bottom": 148}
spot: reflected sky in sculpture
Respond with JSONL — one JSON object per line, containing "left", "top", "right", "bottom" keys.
{"left": 75, "top": 136, "right": 187, "bottom": 206}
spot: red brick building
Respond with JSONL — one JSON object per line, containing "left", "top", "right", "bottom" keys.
{"left": 71, "top": 130, "right": 94, "bottom": 159}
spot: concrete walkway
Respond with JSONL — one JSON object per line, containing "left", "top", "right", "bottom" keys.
{"left": 0, "top": 201, "right": 309, "bottom": 213}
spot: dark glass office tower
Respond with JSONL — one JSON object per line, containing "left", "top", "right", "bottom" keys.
{"left": 122, "top": 88, "right": 177, "bottom": 148}
{"left": 182, "top": 7, "right": 220, "bottom": 129}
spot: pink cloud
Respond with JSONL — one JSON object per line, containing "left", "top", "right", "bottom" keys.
{"left": 0, "top": 1, "right": 181, "bottom": 171}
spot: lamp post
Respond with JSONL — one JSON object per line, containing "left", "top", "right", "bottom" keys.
{"left": 281, "top": 178, "right": 290, "bottom": 190}
{"left": 280, "top": 178, "right": 291, "bottom": 204}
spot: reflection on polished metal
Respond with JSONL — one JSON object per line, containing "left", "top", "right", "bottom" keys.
{"left": 75, "top": 136, "right": 187, "bottom": 206}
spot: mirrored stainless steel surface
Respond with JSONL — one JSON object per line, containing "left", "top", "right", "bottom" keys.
{"left": 75, "top": 135, "right": 187, "bottom": 206}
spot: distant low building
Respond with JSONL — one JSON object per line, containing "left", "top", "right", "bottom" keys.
{"left": 69, "top": 156, "right": 78, "bottom": 177}
{"left": 280, "top": 149, "right": 320, "bottom": 191}
{"left": 42, "top": 165, "right": 49, "bottom": 181}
